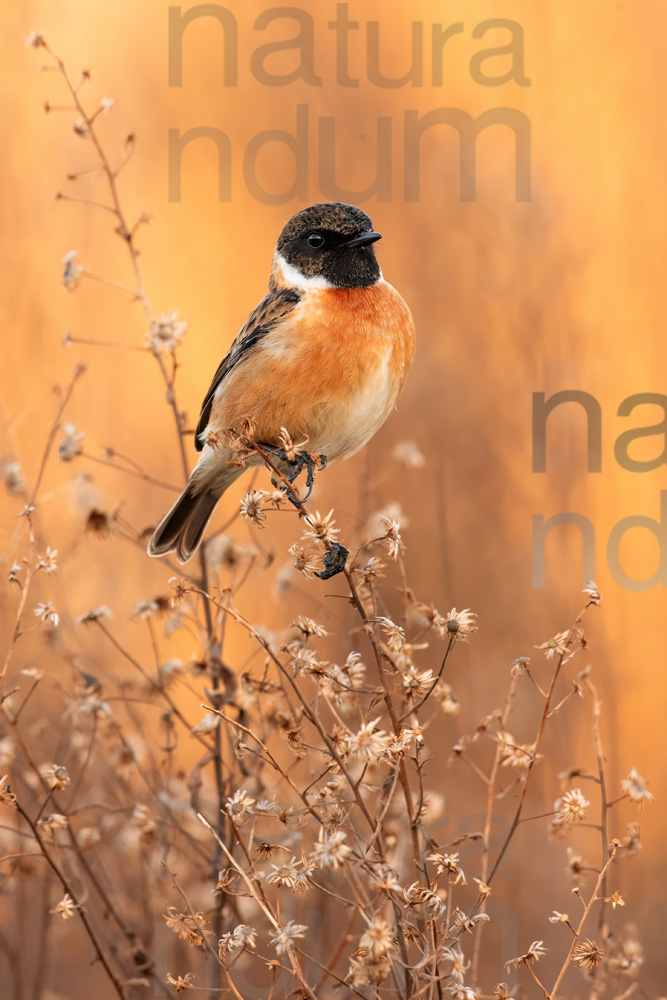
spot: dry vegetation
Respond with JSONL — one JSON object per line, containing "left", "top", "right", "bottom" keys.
{"left": 0, "top": 34, "right": 658, "bottom": 1000}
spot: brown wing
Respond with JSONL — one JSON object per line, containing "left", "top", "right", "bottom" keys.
{"left": 194, "top": 287, "right": 302, "bottom": 451}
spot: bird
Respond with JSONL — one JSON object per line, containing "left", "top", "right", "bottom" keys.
{"left": 148, "top": 201, "right": 416, "bottom": 565}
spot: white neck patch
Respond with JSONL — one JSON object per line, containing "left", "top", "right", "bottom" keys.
{"left": 274, "top": 253, "right": 335, "bottom": 290}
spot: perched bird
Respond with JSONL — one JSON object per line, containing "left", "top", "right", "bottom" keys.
{"left": 148, "top": 202, "right": 416, "bottom": 564}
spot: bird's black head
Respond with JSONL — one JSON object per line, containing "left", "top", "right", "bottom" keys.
{"left": 274, "top": 202, "right": 382, "bottom": 289}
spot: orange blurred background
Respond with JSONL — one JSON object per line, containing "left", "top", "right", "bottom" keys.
{"left": 1, "top": 0, "right": 666, "bottom": 993}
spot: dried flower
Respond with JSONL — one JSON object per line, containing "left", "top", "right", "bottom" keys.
{"left": 497, "top": 731, "right": 537, "bottom": 769}
{"left": 348, "top": 916, "right": 393, "bottom": 987}
{"left": 37, "top": 813, "right": 69, "bottom": 841}
{"left": 100, "top": 97, "right": 115, "bottom": 113}
{"left": 288, "top": 543, "right": 320, "bottom": 578}
{"left": 166, "top": 973, "right": 195, "bottom": 994}
{"left": 148, "top": 312, "right": 188, "bottom": 353}
{"left": 77, "top": 827, "right": 102, "bottom": 850}
{"left": 85, "top": 507, "right": 115, "bottom": 537}
{"left": 2, "top": 461, "right": 26, "bottom": 496}
{"left": 190, "top": 712, "right": 219, "bottom": 736}
{"left": 0, "top": 739, "right": 15, "bottom": 771}
{"left": 277, "top": 426, "right": 308, "bottom": 462}
{"left": 583, "top": 580, "right": 601, "bottom": 604}
{"left": 62, "top": 250, "right": 83, "bottom": 290}
{"left": 435, "top": 682, "right": 460, "bottom": 714}
{"left": 402, "top": 664, "right": 434, "bottom": 700}
{"left": 265, "top": 856, "right": 311, "bottom": 893}
{"left": 34, "top": 603, "right": 59, "bottom": 627}
{"left": 360, "top": 916, "right": 393, "bottom": 955}
{"left": 367, "top": 864, "right": 402, "bottom": 893}
{"left": 50, "top": 894, "right": 77, "bottom": 920}
{"left": 239, "top": 490, "right": 266, "bottom": 527}
{"left": 404, "top": 882, "right": 446, "bottom": 917}
{"left": 347, "top": 718, "right": 387, "bottom": 764}
{"left": 268, "top": 920, "right": 306, "bottom": 955}
{"left": 382, "top": 729, "right": 415, "bottom": 760}
{"left": 41, "top": 765, "right": 71, "bottom": 791}
{"left": 607, "top": 925, "right": 643, "bottom": 977}
{"left": 392, "top": 439, "right": 425, "bottom": 468}
{"left": 302, "top": 509, "right": 339, "bottom": 545}
{"left": 58, "top": 423, "right": 84, "bottom": 461}
{"left": 442, "top": 608, "right": 477, "bottom": 641}
{"left": 573, "top": 938, "right": 604, "bottom": 969}
{"left": 621, "top": 768, "right": 654, "bottom": 807}
{"left": 26, "top": 29, "right": 46, "bottom": 48}
{"left": 0, "top": 776, "right": 17, "bottom": 808}
{"left": 353, "top": 556, "right": 386, "bottom": 588}
{"left": 36, "top": 547, "right": 58, "bottom": 573}
{"left": 536, "top": 629, "right": 570, "bottom": 660}
{"left": 163, "top": 907, "right": 210, "bottom": 949}
{"left": 428, "top": 852, "right": 466, "bottom": 884}
{"left": 131, "top": 804, "right": 157, "bottom": 842}
{"left": 554, "top": 788, "right": 589, "bottom": 823}
{"left": 310, "top": 828, "right": 352, "bottom": 870}
{"left": 620, "top": 822, "right": 642, "bottom": 858}
{"left": 505, "top": 940, "right": 547, "bottom": 970}
{"left": 291, "top": 615, "right": 328, "bottom": 638}
{"left": 225, "top": 789, "right": 255, "bottom": 822}
{"left": 218, "top": 924, "right": 257, "bottom": 956}
{"left": 448, "top": 988, "right": 477, "bottom": 1000}
{"left": 376, "top": 617, "right": 406, "bottom": 652}
{"left": 76, "top": 606, "right": 112, "bottom": 624}
{"left": 566, "top": 846, "right": 589, "bottom": 883}
{"left": 130, "top": 599, "right": 159, "bottom": 622}
{"left": 379, "top": 515, "right": 404, "bottom": 559}
{"left": 493, "top": 985, "right": 514, "bottom": 1000}
{"left": 289, "top": 646, "right": 325, "bottom": 677}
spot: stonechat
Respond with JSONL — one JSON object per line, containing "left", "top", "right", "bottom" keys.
{"left": 148, "top": 202, "right": 416, "bottom": 563}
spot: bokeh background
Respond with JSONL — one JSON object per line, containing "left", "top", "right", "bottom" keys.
{"left": 1, "top": 0, "right": 666, "bottom": 995}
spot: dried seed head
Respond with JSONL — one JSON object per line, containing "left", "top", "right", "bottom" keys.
{"left": 573, "top": 938, "right": 604, "bottom": 969}
{"left": 621, "top": 768, "right": 654, "bottom": 807}
{"left": 554, "top": 788, "right": 590, "bottom": 824}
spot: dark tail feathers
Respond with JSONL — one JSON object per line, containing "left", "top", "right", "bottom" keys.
{"left": 147, "top": 488, "right": 218, "bottom": 564}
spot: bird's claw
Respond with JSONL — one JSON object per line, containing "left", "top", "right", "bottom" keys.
{"left": 259, "top": 444, "right": 327, "bottom": 505}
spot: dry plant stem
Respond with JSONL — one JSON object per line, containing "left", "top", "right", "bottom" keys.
{"left": 82, "top": 450, "right": 180, "bottom": 492}
{"left": 94, "top": 621, "right": 214, "bottom": 754}
{"left": 525, "top": 961, "right": 550, "bottom": 998}
{"left": 343, "top": 566, "right": 421, "bottom": 871}
{"left": 216, "top": 592, "right": 377, "bottom": 834}
{"left": 486, "top": 604, "right": 592, "bottom": 886}
{"left": 29, "top": 367, "right": 85, "bottom": 509}
{"left": 196, "top": 813, "right": 317, "bottom": 1000}
{"left": 14, "top": 799, "right": 127, "bottom": 1000}
{"left": 550, "top": 847, "right": 617, "bottom": 999}
{"left": 5, "top": 705, "right": 147, "bottom": 957}
{"left": 584, "top": 674, "right": 609, "bottom": 932}
{"left": 471, "top": 673, "right": 520, "bottom": 986}
{"left": 204, "top": 706, "right": 328, "bottom": 829}
{"left": 0, "top": 519, "right": 35, "bottom": 697}
{"left": 400, "top": 636, "right": 454, "bottom": 721}
{"left": 1, "top": 369, "right": 83, "bottom": 696}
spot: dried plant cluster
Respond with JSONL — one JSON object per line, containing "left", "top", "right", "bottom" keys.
{"left": 0, "top": 34, "right": 658, "bottom": 1000}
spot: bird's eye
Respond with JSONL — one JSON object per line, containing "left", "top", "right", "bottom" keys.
{"left": 307, "top": 232, "right": 325, "bottom": 249}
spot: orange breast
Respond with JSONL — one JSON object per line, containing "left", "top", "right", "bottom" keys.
{"left": 211, "top": 280, "right": 416, "bottom": 459}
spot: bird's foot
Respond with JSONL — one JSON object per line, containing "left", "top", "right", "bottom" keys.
{"left": 315, "top": 541, "right": 349, "bottom": 580}
{"left": 258, "top": 444, "right": 328, "bottom": 506}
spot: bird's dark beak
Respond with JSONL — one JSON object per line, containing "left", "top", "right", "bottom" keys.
{"left": 344, "top": 231, "right": 382, "bottom": 249}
